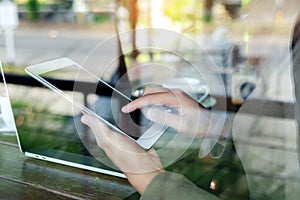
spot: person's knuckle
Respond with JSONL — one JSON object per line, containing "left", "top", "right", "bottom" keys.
{"left": 143, "top": 87, "right": 150, "bottom": 95}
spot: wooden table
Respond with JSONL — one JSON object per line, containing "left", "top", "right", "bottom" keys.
{"left": 0, "top": 133, "right": 137, "bottom": 200}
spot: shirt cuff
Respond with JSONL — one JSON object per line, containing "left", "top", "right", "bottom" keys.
{"left": 141, "top": 171, "right": 219, "bottom": 200}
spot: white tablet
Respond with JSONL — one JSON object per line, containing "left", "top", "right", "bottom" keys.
{"left": 25, "top": 57, "right": 168, "bottom": 150}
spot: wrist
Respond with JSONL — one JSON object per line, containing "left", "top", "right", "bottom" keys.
{"left": 125, "top": 169, "right": 164, "bottom": 194}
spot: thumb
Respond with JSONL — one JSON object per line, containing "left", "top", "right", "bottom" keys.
{"left": 81, "top": 114, "right": 94, "bottom": 127}
{"left": 81, "top": 114, "right": 110, "bottom": 134}
{"left": 81, "top": 114, "right": 112, "bottom": 149}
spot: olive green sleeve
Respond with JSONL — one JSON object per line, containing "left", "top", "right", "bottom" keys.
{"left": 140, "top": 171, "right": 219, "bottom": 200}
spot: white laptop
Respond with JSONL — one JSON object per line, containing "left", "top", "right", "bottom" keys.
{"left": 1, "top": 61, "right": 126, "bottom": 178}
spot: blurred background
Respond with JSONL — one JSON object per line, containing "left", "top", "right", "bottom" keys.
{"left": 0, "top": 0, "right": 296, "bottom": 131}
{"left": 1, "top": 0, "right": 300, "bottom": 199}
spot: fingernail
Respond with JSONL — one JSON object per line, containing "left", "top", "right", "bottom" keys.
{"left": 81, "top": 115, "right": 88, "bottom": 124}
{"left": 121, "top": 105, "right": 129, "bottom": 113}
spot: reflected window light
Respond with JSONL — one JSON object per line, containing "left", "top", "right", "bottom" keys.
{"left": 210, "top": 179, "right": 218, "bottom": 191}
{"left": 49, "top": 30, "right": 58, "bottom": 38}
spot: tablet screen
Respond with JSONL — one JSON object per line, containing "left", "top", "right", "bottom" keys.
{"left": 38, "top": 63, "right": 152, "bottom": 140}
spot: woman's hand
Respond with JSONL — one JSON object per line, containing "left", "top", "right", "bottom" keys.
{"left": 81, "top": 114, "right": 164, "bottom": 194}
{"left": 123, "top": 87, "right": 212, "bottom": 138}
